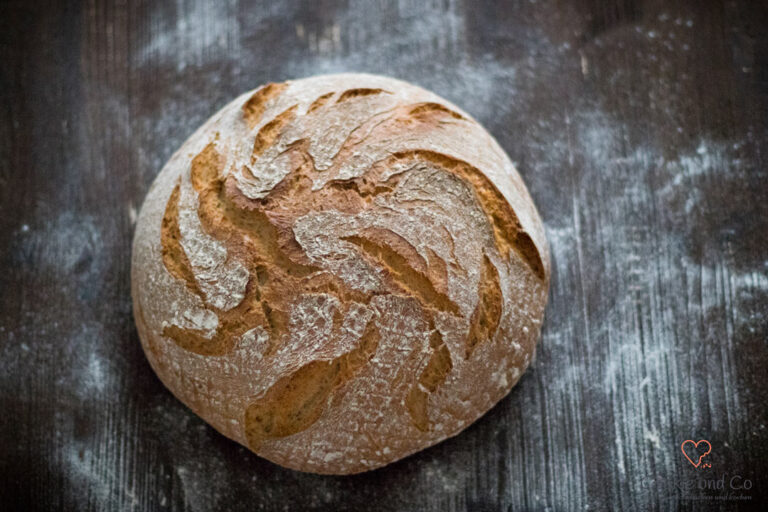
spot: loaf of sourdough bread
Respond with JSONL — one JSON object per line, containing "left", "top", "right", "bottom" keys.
{"left": 131, "top": 73, "right": 550, "bottom": 474}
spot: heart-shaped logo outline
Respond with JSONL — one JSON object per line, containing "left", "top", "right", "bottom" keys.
{"left": 680, "top": 439, "right": 711, "bottom": 468}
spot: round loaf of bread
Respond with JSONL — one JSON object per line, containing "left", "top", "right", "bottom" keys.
{"left": 131, "top": 73, "right": 550, "bottom": 474}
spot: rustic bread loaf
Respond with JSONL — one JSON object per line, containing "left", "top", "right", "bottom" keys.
{"left": 131, "top": 73, "right": 550, "bottom": 474}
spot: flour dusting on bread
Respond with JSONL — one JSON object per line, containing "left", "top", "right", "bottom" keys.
{"left": 131, "top": 73, "right": 549, "bottom": 474}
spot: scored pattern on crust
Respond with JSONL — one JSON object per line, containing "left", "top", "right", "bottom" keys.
{"left": 156, "top": 80, "right": 546, "bottom": 454}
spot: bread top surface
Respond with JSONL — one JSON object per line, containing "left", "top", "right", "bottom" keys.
{"left": 131, "top": 73, "right": 549, "bottom": 474}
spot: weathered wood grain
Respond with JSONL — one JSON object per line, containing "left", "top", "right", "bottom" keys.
{"left": 0, "top": 0, "right": 766, "bottom": 510}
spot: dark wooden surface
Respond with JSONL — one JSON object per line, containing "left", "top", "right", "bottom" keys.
{"left": 1, "top": 1, "right": 767, "bottom": 510}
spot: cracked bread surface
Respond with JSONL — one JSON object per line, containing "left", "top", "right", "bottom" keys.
{"left": 131, "top": 73, "right": 550, "bottom": 474}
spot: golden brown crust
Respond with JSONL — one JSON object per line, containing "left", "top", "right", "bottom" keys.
{"left": 160, "top": 182, "right": 201, "bottom": 297}
{"left": 244, "top": 320, "right": 380, "bottom": 448}
{"left": 405, "top": 328, "right": 453, "bottom": 432}
{"left": 465, "top": 254, "right": 503, "bottom": 359}
{"left": 132, "top": 73, "right": 550, "bottom": 474}
{"left": 242, "top": 82, "right": 288, "bottom": 128}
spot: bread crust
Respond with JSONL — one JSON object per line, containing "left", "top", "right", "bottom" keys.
{"left": 131, "top": 73, "right": 550, "bottom": 474}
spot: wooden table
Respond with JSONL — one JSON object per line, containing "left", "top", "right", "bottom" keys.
{"left": 1, "top": 1, "right": 766, "bottom": 510}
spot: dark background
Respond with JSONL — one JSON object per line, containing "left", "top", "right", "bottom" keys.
{"left": 1, "top": 0, "right": 767, "bottom": 510}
